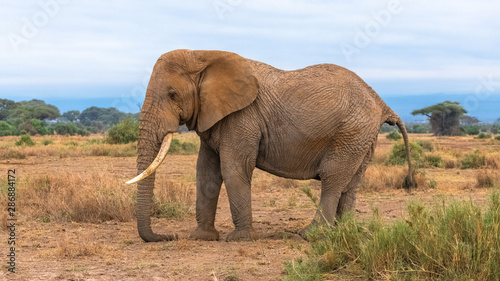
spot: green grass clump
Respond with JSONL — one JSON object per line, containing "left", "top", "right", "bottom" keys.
{"left": 495, "top": 135, "right": 500, "bottom": 141}
{"left": 284, "top": 193, "right": 500, "bottom": 280}
{"left": 477, "top": 132, "right": 492, "bottom": 139}
{"left": 386, "top": 131, "right": 402, "bottom": 141}
{"left": 152, "top": 198, "right": 191, "bottom": 220}
{"left": 417, "top": 140, "right": 434, "bottom": 151}
{"left": 461, "top": 149, "right": 486, "bottom": 169}
{"left": 425, "top": 154, "right": 444, "bottom": 168}
{"left": 15, "top": 134, "right": 35, "bottom": 146}
{"left": 385, "top": 141, "right": 423, "bottom": 167}
{"left": 65, "top": 141, "right": 78, "bottom": 146}
{"left": 42, "top": 139, "right": 54, "bottom": 146}
{"left": 168, "top": 139, "right": 198, "bottom": 155}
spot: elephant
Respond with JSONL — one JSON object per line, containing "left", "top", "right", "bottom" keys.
{"left": 126, "top": 49, "right": 415, "bottom": 242}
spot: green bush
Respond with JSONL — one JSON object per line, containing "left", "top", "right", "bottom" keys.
{"left": 285, "top": 193, "right": 500, "bottom": 281}
{"left": 53, "top": 122, "right": 80, "bottom": 136}
{"left": 496, "top": 135, "right": 500, "bottom": 141}
{"left": 0, "top": 121, "right": 17, "bottom": 136}
{"left": 477, "top": 132, "right": 492, "bottom": 139}
{"left": 491, "top": 124, "right": 500, "bottom": 135}
{"left": 386, "top": 131, "right": 402, "bottom": 141}
{"left": 386, "top": 141, "right": 423, "bottom": 167}
{"left": 462, "top": 125, "right": 480, "bottom": 135}
{"left": 42, "top": 140, "right": 53, "bottom": 146}
{"left": 425, "top": 154, "right": 444, "bottom": 168}
{"left": 417, "top": 140, "right": 434, "bottom": 151}
{"left": 461, "top": 149, "right": 486, "bottom": 169}
{"left": 15, "top": 134, "right": 35, "bottom": 146}
{"left": 105, "top": 119, "right": 138, "bottom": 144}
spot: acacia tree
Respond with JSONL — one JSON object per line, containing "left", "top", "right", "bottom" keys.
{"left": 412, "top": 101, "right": 467, "bottom": 136}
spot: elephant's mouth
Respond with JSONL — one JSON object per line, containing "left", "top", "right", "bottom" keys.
{"left": 125, "top": 133, "right": 173, "bottom": 184}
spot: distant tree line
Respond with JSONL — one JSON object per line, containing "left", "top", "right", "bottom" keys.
{"left": 0, "top": 98, "right": 138, "bottom": 136}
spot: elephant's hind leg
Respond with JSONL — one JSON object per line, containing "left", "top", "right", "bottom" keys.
{"left": 336, "top": 144, "right": 374, "bottom": 218}
{"left": 299, "top": 152, "right": 364, "bottom": 239}
{"left": 190, "top": 142, "right": 223, "bottom": 241}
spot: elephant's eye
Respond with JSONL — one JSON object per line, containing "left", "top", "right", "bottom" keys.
{"left": 168, "top": 90, "right": 176, "bottom": 100}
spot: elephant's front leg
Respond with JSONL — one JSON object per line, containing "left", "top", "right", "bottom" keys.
{"left": 220, "top": 150, "right": 259, "bottom": 242}
{"left": 190, "top": 142, "right": 223, "bottom": 241}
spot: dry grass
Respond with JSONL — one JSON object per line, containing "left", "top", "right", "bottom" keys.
{"left": 38, "top": 233, "right": 105, "bottom": 259}
{"left": 476, "top": 170, "right": 500, "bottom": 188}
{"left": 361, "top": 164, "right": 431, "bottom": 191}
{"left": 17, "top": 171, "right": 136, "bottom": 223}
{"left": 0, "top": 170, "right": 195, "bottom": 227}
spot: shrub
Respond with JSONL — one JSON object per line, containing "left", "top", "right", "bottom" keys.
{"left": 105, "top": 118, "right": 138, "bottom": 144}
{"left": 386, "top": 131, "right": 402, "bottom": 140}
{"left": 425, "top": 154, "right": 444, "bottom": 168}
{"left": 463, "top": 125, "right": 480, "bottom": 135}
{"left": 0, "top": 121, "right": 17, "bottom": 136}
{"left": 461, "top": 149, "right": 486, "bottom": 169}
{"left": 15, "top": 134, "right": 35, "bottom": 146}
{"left": 416, "top": 140, "right": 434, "bottom": 151}
{"left": 43, "top": 140, "right": 53, "bottom": 146}
{"left": 476, "top": 170, "right": 500, "bottom": 188}
{"left": 385, "top": 142, "right": 423, "bottom": 167}
{"left": 496, "top": 135, "right": 500, "bottom": 141}
{"left": 53, "top": 122, "right": 80, "bottom": 136}
{"left": 477, "top": 132, "right": 492, "bottom": 139}
{"left": 284, "top": 194, "right": 500, "bottom": 280}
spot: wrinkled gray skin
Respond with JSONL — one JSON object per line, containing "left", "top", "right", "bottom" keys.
{"left": 135, "top": 49, "right": 415, "bottom": 242}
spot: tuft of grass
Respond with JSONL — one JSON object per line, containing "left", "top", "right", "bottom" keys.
{"left": 65, "top": 141, "right": 78, "bottom": 146}
{"left": 417, "top": 140, "right": 435, "bottom": 152}
{"left": 284, "top": 193, "right": 500, "bottom": 280}
{"left": 476, "top": 170, "right": 500, "bottom": 188}
{"left": 425, "top": 154, "right": 444, "bottom": 168}
{"left": 386, "top": 131, "right": 402, "bottom": 141}
{"left": 151, "top": 180, "right": 193, "bottom": 220}
{"left": 477, "top": 132, "right": 492, "bottom": 139}
{"left": 15, "top": 134, "right": 35, "bottom": 146}
{"left": 444, "top": 159, "right": 457, "bottom": 169}
{"left": 361, "top": 165, "right": 430, "bottom": 191}
{"left": 495, "top": 135, "right": 500, "bottom": 141}
{"left": 461, "top": 149, "right": 486, "bottom": 169}
{"left": 168, "top": 139, "right": 199, "bottom": 155}
{"left": 43, "top": 139, "right": 53, "bottom": 146}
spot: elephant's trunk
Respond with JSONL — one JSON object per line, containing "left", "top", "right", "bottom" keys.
{"left": 129, "top": 128, "right": 177, "bottom": 242}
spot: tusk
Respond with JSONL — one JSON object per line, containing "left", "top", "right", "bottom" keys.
{"left": 125, "top": 133, "right": 173, "bottom": 184}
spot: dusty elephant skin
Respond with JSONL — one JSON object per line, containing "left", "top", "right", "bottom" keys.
{"left": 126, "top": 49, "right": 415, "bottom": 242}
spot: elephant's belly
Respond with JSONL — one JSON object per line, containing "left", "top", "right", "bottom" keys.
{"left": 255, "top": 149, "right": 322, "bottom": 180}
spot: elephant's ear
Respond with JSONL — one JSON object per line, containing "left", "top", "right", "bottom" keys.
{"left": 194, "top": 51, "right": 259, "bottom": 132}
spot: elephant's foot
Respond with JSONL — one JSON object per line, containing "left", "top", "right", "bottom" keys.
{"left": 298, "top": 223, "right": 315, "bottom": 241}
{"left": 190, "top": 226, "right": 220, "bottom": 241}
{"left": 226, "top": 227, "right": 259, "bottom": 242}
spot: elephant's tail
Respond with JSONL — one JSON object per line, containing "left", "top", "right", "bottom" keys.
{"left": 385, "top": 114, "right": 417, "bottom": 191}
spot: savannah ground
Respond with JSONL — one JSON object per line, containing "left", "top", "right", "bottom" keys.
{"left": 0, "top": 133, "right": 499, "bottom": 280}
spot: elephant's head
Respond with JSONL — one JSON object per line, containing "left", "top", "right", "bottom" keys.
{"left": 126, "top": 50, "right": 259, "bottom": 242}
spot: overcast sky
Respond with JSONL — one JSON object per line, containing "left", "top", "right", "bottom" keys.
{"left": 1, "top": 0, "right": 499, "bottom": 113}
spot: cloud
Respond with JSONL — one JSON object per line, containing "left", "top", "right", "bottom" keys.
{"left": 1, "top": 0, "right": 498, "bottom": 99}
